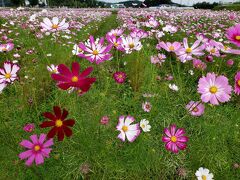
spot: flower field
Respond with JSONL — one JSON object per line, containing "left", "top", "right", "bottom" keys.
{"left": 0, "top": 8, "right": 240, "bottom": 179}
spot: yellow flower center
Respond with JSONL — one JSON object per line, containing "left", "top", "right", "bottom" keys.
{"left": 71, "top": 76, "right": 78, "bottom": 83}
{"left": 235, "top": 35, "right": 240, "bottom": 41}
{"left": 186, "top": 48, "right": 192, "bottom": 53}
{"left": 118, "top": 74, "right": 123, "bottom": 79}
{"left": 114, "top": 42, "right": 118, "bottom": 47}
{"left": 2, "top": 47, "right": 7, "bottom": 51}
{"left": 77, "top": 89, "right": 82, "bottom": 94}
{"left": 92, "top": 50, "right": 99, "bottom": 55}
{"left": 210, "top": 48, "right": 216, "bottom": 53}
{"left": 55, "top": 119, "right": 63, "bottom": 127}
{"left": 202, "top": 175, "right": 207, "bottom": 180}
{"left": 52, "top": 24, "right": 59, "bottom": 29}
{"left": 169, "top": 46, "right": 175, "bottom": 51}
{"left": 193, "top": 107, "right": 199, "bottom": 112}
{"left": 237, "top": 80, "right": 240, "bottom": 86}
{"left": 78, "top": 48, "right": 83, "bottom": 53}
{"left": 224, "top": 46, "right": 228, "bottom": 50}
{"left": 141, "top": 124, "right": 145, "bottom": 128}
{"left": 209, "top": 86, "right": 218, "bottom": 94}
{"left": 170, "top": 136, "right": 177, "bottom": 143}
{"left": 34, "top": 145, "right": 40, "bottom": 151}
{"left": 129, "top": 43, "right": 135, "bottom": 48}
{"left": 122, "top": 125, "right": 128, "bottom": 132}
{"left": 5, "top": 73, "right": 11, "bottom": 79}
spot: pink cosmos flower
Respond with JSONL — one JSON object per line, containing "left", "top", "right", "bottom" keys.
{"left": 193, "top": 59, "right": 206, "bottom": 70}
{"left": 162, "top": 124, "right": 189, "bottom": 153}
{"left": 100, "top": 116, "right": 110, "bottom": 125}
{"left": 23, "top": 123, "right": 35, "bottom": 132}
{"left": 226, "top": 24, "right": 240, "bottom": 47}
{"left": 157, "top": 41, "right": 181, "bottom": 52}
{"left": 176, "top": 38, "right": 205, "bottom": 63}
{"left": 0, "top": 43, "right": 14, "bottom": 52}
{"left": 78, "top": 36, "right": 112, "bottom": 64}
{"left": 197, "top": 73, "right": 232, "bottom": 105}
{"left": 40, "top": 17, "right": 69, "bottom": 32}
{"left": 113, "top": 71, "right": 126, "bottom": 84}
{"left": 19, "top": 134, "right": 54, "bottom": 166}
{"left": 0, "top": 61, "right": 20, "bottom": 84}
{"left": 130, "top": 29, "right": 148, "bottom": 39}
{"left": 142, "top": 101, "right": 152, "bottom": 112}
{"left": 116, "top": 116, "right": 141, "bottom": 142}
{"left": 145, "top": 17, "right": 159, "bottom": 28}
{"left": 150, "top": 54, "right": 166, "bottom": 65}
{"left": 106, "top": 34, "right": 124, "bottom": 51}
{"left": 234, "top": 72, "right": 240, "bottom": 95}
{"left": 107, "top": 28, "right": 124, "bottom": 37}
{"left": 186, "top": 101, "right": 205, "bottom": 116}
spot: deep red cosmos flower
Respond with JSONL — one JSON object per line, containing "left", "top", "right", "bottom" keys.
{"left": 40, "top": 106, "right": 75, "bottom": 141}
{"left": 113, "top": 71, "right": 126, "bottom": 84}
{"left": 51, "top": 62, "right": 96, "bottom": 93}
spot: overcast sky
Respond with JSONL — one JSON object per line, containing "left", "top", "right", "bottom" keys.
{"left": 100, "top": 0, "right": 237, "bottom": 5}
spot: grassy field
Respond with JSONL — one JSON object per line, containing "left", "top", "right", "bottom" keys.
{"left": 0, "top": 8, "right": 240, "bottom": 179}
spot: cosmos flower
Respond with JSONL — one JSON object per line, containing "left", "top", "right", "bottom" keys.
{"left": 107, "top": 28, "right": 124, "bottom": 37}
{"left": 0, "top": 43, "right": 14, "bottom": 52}
{"left": 116, "top": 116, "right": 140, "bottom": 142}
{"left": 140, "top": 119, "right": 151, "bottom": 132}
{"left": 150, "top": 54, "right": 166, "bottom": 65}
{"left": 195, "top": 167, "right": 214, "bottom": 180}
{"left": 106, "top": 34, "right": 124, "bottom": 51}
{"left": 72, "top": 44, "right": 84, "bottom": 56}
{"left": 23, "top": 123, "right": 35, "bottom": 133}
{"left": 197, "top": 73, "right": 232, "bottom": 105}
{"left": 142, "top": 101, "right": 152, "bottom": 112}
{"left": 145, "top": 17, "right": 159, "bottom": 28}
{"left": 186, "top": 101, "right": 205, "bottom": 116}
{"left": 100, "top": 116, "right": 110, "bottom": 125}
{"left": 0, "top": 61, "right": 20, "bottom": 84}
{"left": 47, "top": 64, "right": 59, "bottom": 74}
{"left": 157, "top": 41, "right": 181, "bottom": 52}
{"left": 169, "top": 84, "right": 179, "bottom": 91}
{"left": 234, "top": 72, "right": 240, "bottom": 95}
{"left": 162, "top": 25, "right": 178, "bottom": 33}
{"left": 226, "top": 23, "right": 240, "bottom": 47}
{"left": 113, "top": 71, "right": 126, "bottom": 84}
{"left": 40, "top": 106, "right": 75, "bottom": 141}
{"left": 40, "top": 17, "right": 69, "bottom": 32}
{"left": 51, "top": 62, "right": 96, "bottom": 94}
{"left": 78, "top": 36, "right": 112, "bottom": 64}
{"left": 176, "top": 38, "right": 205, "bottom": 63}
{"left": 130, "top": 29, "right": 148, "bottom": 39}
{"left": 162, "top": 124, "right": 189, "bottom": 153}
{"left": 18, "top": 134, "right": 54, "bottom": 166}
{"left": 193, "top": 59, "right": 207, "bottom": 70}
{"left": 121, "top": 36, "right": 142, "bottom": 54}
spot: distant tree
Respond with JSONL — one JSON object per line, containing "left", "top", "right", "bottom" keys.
{"left": 144, "top": 0, "right": 172, "bottom": 7}
{"left": 29, "top": 0, "right": 38, "bottom": 6}
{"left": 193, "top": 1, "right": 219, "bottom": 9}
{"left": 10, "top": 0, "right": 24, "bottom": 6}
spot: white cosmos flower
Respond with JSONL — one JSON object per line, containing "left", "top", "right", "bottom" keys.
{"left": 47, "top": 64, "right": 59, "bottom": 74}
{"left": 121, "top": 36, "right": 142, "bottom": 54}
{"left": 169, "top": 84, "right": 179, "bottom": 91}
{"left": 140, "top": 119, "right": 151, "bottom": 132}
{"left": 72, "top": 44, "right": 83, "bottom": 56}
{"left": 195, "top": 167, "right": 214, "bottom": 180}
{"left": 40, "top": 17, "right": 69, "bottom": 32}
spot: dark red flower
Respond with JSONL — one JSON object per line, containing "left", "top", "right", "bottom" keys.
{"left": 51, "top": 62, "right": 96, "bottom": 93}
{"left": 40, "top": 106, "right": 75, "bottom": 141}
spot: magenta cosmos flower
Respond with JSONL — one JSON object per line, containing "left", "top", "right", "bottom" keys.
{"left": 157, "top": 41, "right": 181, "bottom": 52}
{"left": 113, "top": 71, "right": 126, "bottom": 84}
{"left": 226, "top": 24, "right": 240, "bottom": 47}
{"left": 197, "top": 73, "right": 232, "bottom": 105}
{"left": 19, "top": 134, "right": 54, "bottom": 166}
{"left": 162, "top": 124, "right": 189, "bottom": 153}
{"left": 186, "top": 101, "right": 204, "bottom": 117}
{"left": 0, "top": 43, "right": 14, "bottom": 52}
{"left": 116, "top": 116, "right": 141, "bottom": 142}
{"left": 23, "top": 123, "right": 35, "bottom": 132}
{"left": 234, "top": 72, "right": 240, "bottom": 95}
{"left": 0, "top": 61, "right": 20, "bottom": 84}
{"left": 78, "top": 36, "right": 112, "bottom": 64}
{"left": 106, "top": 34, "right": 124, "bottom": 51}
{"left": 51, "top": 62, "right": 96, "bottom": 94}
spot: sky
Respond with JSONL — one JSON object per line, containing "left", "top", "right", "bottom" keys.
{"left": 100, "top": 0, "right": 237, "bottom": 5}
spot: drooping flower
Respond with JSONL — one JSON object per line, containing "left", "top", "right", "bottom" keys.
{"left": 0, "top": 61, "right": 20, "bottom": 84}
{"left": 0, "top": 43, "right": 14, "bottom": 52}
{"left": 234, "top": 72, "right": 240, "bottom": 95}
{"left": 140, "top": 119, "right": 151, "bottom": 132}
{"left": 193, "top": 59, "right": 207, "bottom": 70}
{"left": 195, "top": 167, "right": 214, "bottom": 180}
{"left": 40, "top": 17, "right": 69, "bottom": 32}
{"left": 116, "top": 116, "right": 140, "bottom": 142}
{"left": 157, "top": 41, "right": 181, "bottom": 52}
{"left": 47, "top": 64, "right": 59, "bottom": 74}
{"left": 100, "top": 116, "right": 110, "bottom": 125}
{"left": 176, "top": 38, "right": 205, "bottom": 63}
{"left": 113, "top": 71, "right": 126, "bottom": 84}
{"left": 162, "top": 124, "right": 189, "bottom": 153}
{"left": 51, "top": 62, "right": 96, "bottom": 94}
{"left": 186, "top": 101, "right": 204, "bottom": 117}
{"left": 23, "top": 123, "right": 35, "bottom": 132}
{"left": 18, "top": 134, "right": 54, "bottom": 166}
{"left": 121, "top": 36, "right": 142, "bottom": 54}
{"left": 78, "top": 36, "right": 112, "bottom": 64}
{"left": 40, "top": 106, "right": 75, "bottom": 141}
{"left": 226, "top": 23, "right": 240, "bottom": 47}
{"left": 197, "top": 73, "right": 232, "bottom": 105}
{"left": 142, "top": 101, "right": 152, "bottom": 112}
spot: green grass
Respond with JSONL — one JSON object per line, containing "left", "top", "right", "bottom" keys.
{"left": 214, "top": 4, "right": 240, "bottom": 11}
{"left": 0, "top": 11, "right": 240, "bottom": 180}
